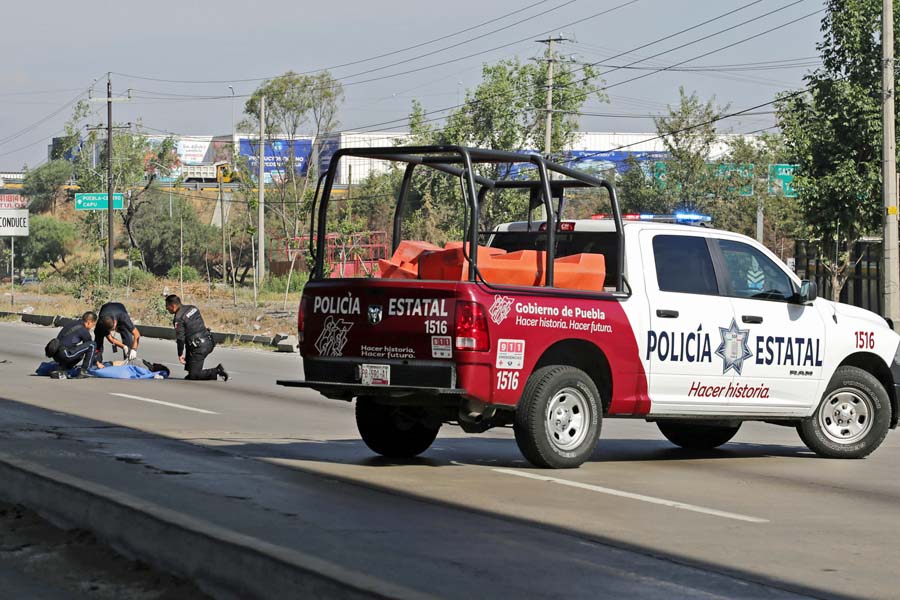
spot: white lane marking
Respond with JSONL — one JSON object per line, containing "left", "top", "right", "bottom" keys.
{"left": 109, "top": 393, "right": 219, "bottom": 415}
{"left": 490, "top": 468, "right": 768, "bottom": 523}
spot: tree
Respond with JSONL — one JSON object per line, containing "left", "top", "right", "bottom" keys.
{"left": 15, "top": 215, "right": 77, "bottom": 271}
{"left": 22, "top": 160, "right": 73, "bottom": 215}
{"left": 722, "top": 134, "right": 802, "bottom": 256}
{"left": 616, "top": 155, "right": 667, "bottom": 214}
{"left": 131, "top": 194, "right": 217, "bottom": 276}
{"left": 58, "top": 103, "right": 179, "bottom": 267}
{"left": 776, "top": 0, "right": 896, "bottom": 300}
{"left": 401, "top": 57, "right": 604, "bottom": 236}
{"left": 653, "top": 87, "right": 734, "bottom": 214}
{"left": 241, "top": 70, "right": 344, "bottom": 242}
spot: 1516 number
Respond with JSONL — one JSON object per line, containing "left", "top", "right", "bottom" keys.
{"left": 497, "top": 370, "right": 520, "bottom": 390}
{"left": 425, "top": 320, "right": 448, "bottom": 334}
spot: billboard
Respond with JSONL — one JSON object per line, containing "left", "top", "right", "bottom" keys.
{"left": 176, "top": 136, "right": 214, "bottom": 165}
{"left": 239, "top": 138, "right": 313, "bottom": 184}
{"left": 0, "top": 194, "right": 26, "bottom": 209}
{"left": 563, "top": 150, "right": 669, "bottom": 175}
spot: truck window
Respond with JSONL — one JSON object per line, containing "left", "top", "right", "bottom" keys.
{"left": 652, "top": 235, "right": 718, "bottom": 295}
{"left": 717, "top": 239, "right": 794, "bottom": 301}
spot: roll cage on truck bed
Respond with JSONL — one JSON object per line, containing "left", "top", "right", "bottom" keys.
{"left": 278, "top": 145, "right": 900, "bottom": 468}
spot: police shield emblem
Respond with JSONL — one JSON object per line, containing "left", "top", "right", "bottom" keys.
{"left": 367, "top": 305, "right": 383, "bottom": 325}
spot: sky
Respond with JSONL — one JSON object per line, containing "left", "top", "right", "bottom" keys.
{"left": 0, "top": 0, "right": 826, "bottom": 170}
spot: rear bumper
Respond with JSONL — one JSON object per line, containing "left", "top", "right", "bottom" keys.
{"left": 276, "top": 379, "right": 466, "bottom": 402}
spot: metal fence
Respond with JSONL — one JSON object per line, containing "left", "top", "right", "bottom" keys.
{"left": 794, "top": 239, "right": 883, "bottom": 314}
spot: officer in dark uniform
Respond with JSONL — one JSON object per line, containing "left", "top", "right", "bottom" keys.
{"left": 165, "top": 294, "right": 228, "bottom": 381}
{"left": 95, "top": 302, "right": 141, "bottom": 363}
{"left": 53, "top": 311, "right": 103, "bottom": 375}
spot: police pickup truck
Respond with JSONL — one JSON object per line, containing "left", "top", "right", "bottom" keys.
{"left": 278, "top": 146, "right": 900, "bottom": 468}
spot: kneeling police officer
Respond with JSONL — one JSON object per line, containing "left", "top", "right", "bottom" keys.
{"left": 165, "top": 294, "right": 228, "bottom": 381}
{"left": 53, "top": 311, "right": 104, "bottom": 376}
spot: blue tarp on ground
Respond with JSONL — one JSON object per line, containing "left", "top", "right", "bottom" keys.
{"left": 36, "top": 362, "right": 168, "bottom": 380}
{"left": 89, "top": 365, "right": 164, "bottom": 379}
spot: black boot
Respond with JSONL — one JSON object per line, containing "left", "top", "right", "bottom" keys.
{"left": 216, "top": 364, "right": 229, "bottom": 382}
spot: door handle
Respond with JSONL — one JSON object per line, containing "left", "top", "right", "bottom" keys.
{"left": 656, "top": 309, "right": 679, "bottom": 318}
{"left": 742, "top": 315, "right": 763, "bottom": 324}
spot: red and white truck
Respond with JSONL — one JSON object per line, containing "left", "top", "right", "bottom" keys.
{"left": 278, "top": 146, "right": 900, "bottom": 468}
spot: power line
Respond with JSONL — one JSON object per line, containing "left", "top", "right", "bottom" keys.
{"left": 124, "top": 0, "right": 640, "bottom": 100}
{"left": 112, "top": 0, "right": 559, "bottom": 85}
{"left": 596, "top": 7, "right": 824, "bottom": 94}
{"left": 567, "top": 80, "right": 833, "bottom": 163}
{"left": 340, "top": 0, "right": 804, "bottom": 132}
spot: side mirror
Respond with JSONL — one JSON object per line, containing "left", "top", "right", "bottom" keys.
{"left": 798, "top": 279, "right": 817, "bottom": 304}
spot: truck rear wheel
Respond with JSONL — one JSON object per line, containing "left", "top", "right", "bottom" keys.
{"left": 355, "top": 397, "right": 440, "bottom": 459}
{"left": 797, "top": 366, "right": 891, "bottom": 459}
{"left": 656, "top": 421, "right": 741, "bottom": 450}
{"left": 514, "top": 366, "right": 601, "bottom": 469}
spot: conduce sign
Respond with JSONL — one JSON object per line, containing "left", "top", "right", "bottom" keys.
{"left": 0, "top": 209, "right": 29, "bottom": 236}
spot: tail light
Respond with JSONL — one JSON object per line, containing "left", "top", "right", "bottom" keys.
{"left": 455, "top": 301, "right": 490, "bottom": 351}
{"left": 298, "top": 295, "right": 307, "bottom": 344}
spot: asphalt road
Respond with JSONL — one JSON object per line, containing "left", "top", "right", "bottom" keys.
{"left": 0, "top": 321, "right": 898, "bottom": 599}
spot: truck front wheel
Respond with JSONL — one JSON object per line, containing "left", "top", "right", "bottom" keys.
{"left": 797, "top": 366, "right": 891, "bottom": 459}
{"left": 514, "top": 366, "right": 602, "bottom": 469}
{"left": 355, "top": 397, "right": 440, "bottom": 459}
{"left": 657, "top": 421, "right": 741, "bottom": 450}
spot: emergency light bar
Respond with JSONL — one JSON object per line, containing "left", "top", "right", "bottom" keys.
{"left": 590, "top": 213, "right": 711, "bottom": 224}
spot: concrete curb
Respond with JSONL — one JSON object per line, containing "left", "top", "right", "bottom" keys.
{"left": 0, "top": 454, "right": 431, "bottom": 600}
{"left": 0, "top": 311, "right": 297, "bottom": 352}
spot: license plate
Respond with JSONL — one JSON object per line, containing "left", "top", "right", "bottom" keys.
{"left": 360, "top": 364, "right": 390, "bottom": 385}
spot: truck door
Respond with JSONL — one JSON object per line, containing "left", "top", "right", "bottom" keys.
{"left": 641, "top": 231, "right": 735, "bottom": 414}
{"left": 712, "top": 238, "right": 825, "bottom": 413}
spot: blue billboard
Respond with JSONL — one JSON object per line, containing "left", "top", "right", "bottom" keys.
{"left": 562, "top": 150, "right": 668, "bottom": 174}
{"left": 239, "top": 138, "right": 313, "bottom": 184}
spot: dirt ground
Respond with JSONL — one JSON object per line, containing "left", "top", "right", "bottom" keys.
{"left": 2, "top": 281, "right": 299, "bottom": 339}
{"left": 0, "top": 502, "right": 208, "bottom": 599}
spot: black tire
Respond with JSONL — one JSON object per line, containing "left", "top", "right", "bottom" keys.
{"left": 355, "top": 397, "right": 440, "bottom": 458}
{"left": 657, "top": 421, "right": 741, "bottom": 450}
{"left": 514, "top": 366, "right": 602, "bottom": 469}
{"left": 797, "top": 366, "right": 891, "bottom": 459}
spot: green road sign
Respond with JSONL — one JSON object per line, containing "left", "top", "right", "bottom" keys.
{"left": 768, "top": 164, "right": 798, "bottom": 197}
{"left": 714, "top": 163, "right": 754, "bottom": 197}
{"left": 75, "top": 193, "right": 124, "bottom": 210}
{"left": 653, "top": 161, "right": 668, "bottom": 190}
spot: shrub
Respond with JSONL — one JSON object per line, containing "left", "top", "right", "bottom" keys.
{"left": 167, "top": 265, "right": 200, "bottom": 282}
{"left": 40, "top": 275, "right": 74, "bottom": 295}
{"left": 262, "top": 273, "right": 307, "bottom": 294}
{"left": 114, "top": 267, "right": 157, "bottom": 290}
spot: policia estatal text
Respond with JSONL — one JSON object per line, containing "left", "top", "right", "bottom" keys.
{"left": 165, "top": 295, "right": 228, "bottom": 381}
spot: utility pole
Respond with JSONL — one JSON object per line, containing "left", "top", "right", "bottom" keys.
{"left": 884, "top": 0, "right": 900, "bottom": 326}
{"left": 89, "top": 75, "right": 129, "bottom": 285}
{"left": 219, "top": 166, "right": 226, "bottom": 285}
{"left": 257, "top": 96, "right": 266, "bottom": 284}
{"left": 106, "top": 75, "right": 114, "bottom": 285}
{"left": 536, "top": 35, "right": 570, "bottom": 221}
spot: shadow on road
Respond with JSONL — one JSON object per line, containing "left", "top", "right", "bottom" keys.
{"left": 0, "top": 396, "right": 863, "bottom": 600}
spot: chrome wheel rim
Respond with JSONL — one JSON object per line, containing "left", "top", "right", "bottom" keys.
{"left": 818, "top": 387, "right": 873, "bottom": 445}
{"left": 545, "top": 386, "right": 591, "bottom": 452}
